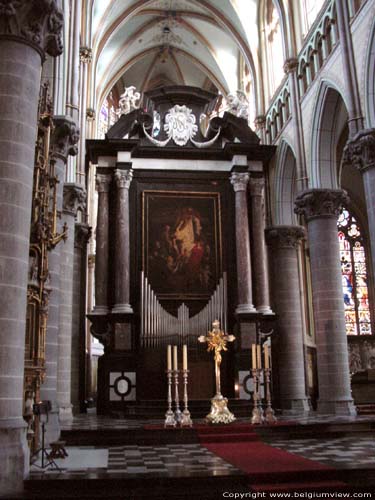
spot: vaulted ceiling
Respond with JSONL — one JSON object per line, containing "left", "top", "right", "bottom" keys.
{"left": 88, "top": 0, "right": 260, "bottom": 110}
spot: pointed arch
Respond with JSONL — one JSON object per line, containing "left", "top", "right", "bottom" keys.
{"left": 274, "top": 140, "right": 298, "bottom": 225}
{"left": 310, "top": 80, "right": 349, "bottom": 189}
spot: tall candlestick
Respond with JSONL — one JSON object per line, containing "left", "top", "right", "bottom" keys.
{"left": 183, "top": 344, "right": 187, "bottom": 371}
{"left": 167, "top": 345, "right": 172, "bottom": 371}
{"left": 264, "top": 344, "right": 269, "bottom": 369}
{"left": 173, "top": 345, "right": 178, "bottom": 371}
{"left": 252, "top": 344, "right": 257, "bottom": 369}
{"left": 257, "top": 344, "right": 262, "bottom": 369}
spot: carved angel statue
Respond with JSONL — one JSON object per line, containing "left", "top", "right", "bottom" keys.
{"left": 117, "top": 86, "right": 141, "bottom": 116}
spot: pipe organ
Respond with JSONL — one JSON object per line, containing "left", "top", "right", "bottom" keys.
{"left": 140, "top": 272, "right": 228, "bottom": 348}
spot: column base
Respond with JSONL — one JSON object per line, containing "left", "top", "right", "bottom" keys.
{"left": 256, "top": 305, "right": 274, "bottom": 315}
{"left": 92, "top": 305, "right": 109, "bottom": 315}
{"left": 317, "top": 398, "right": 357, "bottom": 416}
{"left": 235, "top": 303, "right": 257, "bottom": 314}
{"left": 112, "top": 303, "right": 133, "bottom": 314}
{"left": 58, "top": 404, "right": 73, "bottom": 423}
{"left": 280, "top": 398, "right": 311, "bottom": 416}
{"left": 0, "top": 420, "right": 29, "bottom": 496}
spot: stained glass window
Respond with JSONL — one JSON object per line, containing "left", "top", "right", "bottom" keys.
{"left": 338, "top": 208, "right": 372, "bottom": 335}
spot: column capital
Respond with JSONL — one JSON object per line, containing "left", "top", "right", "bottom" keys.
{"left": 266, "top": 225, "right": 306, "bottom": 249}
{"left": 96, "top": 174, "right": 111, "bottom": 193}
{"left": 249, "top": 177, "right": 265, "bottom": 197}
{"left": 114, "top": 168, "right": 133, "bottom": 189}
{"left": 294, "top": 189, "right": 349, "bottom": 222}
{"left": 0, "top": 0, "right": 63, "bottom": 59}
{"left": 343, "top": 128, "right": 375, "bottom": 173}
{"left": 86, "top": 108, "right": 96, "bottom": 121}
{"left": 52, "top": 116, "right": 79, "bottom": 162}
{"left": 283, "top": 58, "right": 298, "bottom": 74}
{"left": 63, "top": 183, "right": 86, "bottom": 216}
{"left": 74, "top": 222, "right": 91, "bottom": 249}
{"left": 230, "top": 172, "right": 249, "bottom": 192}
{"left": 254, "top": 115, "right": 266, "bottom": 128}
{"left": 79, "top": 46, "right": 92, "bottom": 63}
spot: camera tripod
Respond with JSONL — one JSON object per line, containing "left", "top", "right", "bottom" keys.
{"left": 31, "top": 421, "right": 61, "bottom": 470}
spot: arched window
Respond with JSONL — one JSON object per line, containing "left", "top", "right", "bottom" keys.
{"left": 265, "top": 0, "right": 284, "bottom": 99}
{"left": 300, "top": 0, "right": 325, "bottom": 36}
{"left": 338, "top": 208, "right": 372, "bottom": 335}
{"left": 98, "top": 92, "right": 117, "bottom": 139}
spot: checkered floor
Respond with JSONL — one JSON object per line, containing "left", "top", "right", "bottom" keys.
{"left": 267, "top": 436, "right": 375, "bottom": 468}
{"left": 30, "top": 443, "right": 240, "bottom": 477}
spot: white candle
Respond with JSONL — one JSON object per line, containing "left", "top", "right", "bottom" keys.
{"left": 167, "top": 345, "right": 172, "bottom": 371}
{"left": 252, "top": 344, "right": 257, "bottom": 369}
{"left": 257, "top": 344, "right": 262, "bottom": 369}
{"left": 173, "top": 345, "right": 178, "bottom": 371}
{"left": 183, "top": 344, "right": 187, "bottom": 371}
{"left": 264, "top": 344, "right": 269, "bottom": 369}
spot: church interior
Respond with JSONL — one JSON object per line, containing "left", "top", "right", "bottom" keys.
{"left": 1, "top": 0, "right": 375, "bottom": 497}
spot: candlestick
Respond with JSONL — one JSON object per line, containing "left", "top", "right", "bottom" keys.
{"left": 252, "top": 344, "right": 257, "bottom": 369}
{"left": 264, "top": 344, "right": 269, "bottom": 369}
{"left": 167, "top": 345, "right": 172, "bottom": 371}
{"left": 173, "top": 368, "right": 182, "bottom": 424}
{"left": 257, "top": 344, "right": 262, "bottom": 369}
{"left": 164, "top": 369, "right": 176, "bottom": 428}
{"left": 173, "top": 345, "right": 178, "bottom": 371}
{"left": 264, "top": 367, "right": 277, "bottom": 423}
{"left": 181, "top": 369, "right": 193, "bottom": 427}
{"left": 183, "top": 344, "right": 187, "bottom": 371}
{"left": 251, "top": 368, "right": 264, "bottom": 424}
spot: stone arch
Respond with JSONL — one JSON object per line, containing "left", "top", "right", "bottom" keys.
{"left": 365, "top": 18, "right": 375, "bottom": 127}
{"left": 274, "top": 140, "right": 298, "bottom": 225}
{"left": 310, "top": 80, "right": 349, "bottom": 189}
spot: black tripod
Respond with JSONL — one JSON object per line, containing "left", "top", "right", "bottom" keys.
{"left": 31, "top": 421, "right": 60, "bottom": 470}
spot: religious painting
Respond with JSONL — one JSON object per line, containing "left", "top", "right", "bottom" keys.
{"left": 143, "top": 191, "right": 222, "bottom": 298}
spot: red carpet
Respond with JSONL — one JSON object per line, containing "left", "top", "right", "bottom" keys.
{"left": 196, "top": 425, "right": 349, "bottom": 493}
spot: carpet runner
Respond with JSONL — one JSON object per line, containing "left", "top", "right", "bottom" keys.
{"left": 196, "top": 424, "right": 349, "bottom": 493}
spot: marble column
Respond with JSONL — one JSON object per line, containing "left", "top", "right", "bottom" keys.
{"left": 249, "top": 177, "right": 272, "bottom": 314}
{"left": 40, "top": 116, "right": 79, "bottom": 442}
{"left": 93, "top": 174, "right": 111, "bottom": 314}
{"left": 295, "top": 189, "right": 356, "bottom": 415}
{"left": 344, "top": 129, "right": 375, "bottom": 284}
{"left": 230, "top": 172, "right": 256, "bottom": 314}
{"left": 57, "top": 184, "right": 86, "bottom": 421}
{"left": 265, "top": 226, "right": 310, "bottom": 414}
{"left": 71, "top": 223, "right": 90, "bottom": 413}
{"left": 112, "top": 169, "right": 133, "bottom": 314}
{"left": 0, "top": 2, "right": 63, "bottom": 494}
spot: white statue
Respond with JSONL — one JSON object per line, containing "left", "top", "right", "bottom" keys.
{"left": 225, "top": 90, "right": 249, "bottom": 120}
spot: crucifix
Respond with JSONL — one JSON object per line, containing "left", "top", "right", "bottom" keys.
{"left": 198, "top": 319, "right": 236, "bottom": 424}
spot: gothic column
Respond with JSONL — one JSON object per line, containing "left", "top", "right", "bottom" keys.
{"left": 93, "top": 174, "right": 111, "bottom": 314}
{"left": 335, "top": 0, "right": 364, "bottom": 137}
{"left": 77, "top": 46, "right": 92, "bottom": 185}
{"left": 40, "top": 116, "right": 79, "bottom": 441}
{"left": 295, "top": 189, "right": 356, "bottom": 415}
{"left": 57, "top": 184, "right": 86, "bottom": 421}
{"left": 265, "top": 226, "right": 310, "bottom": 414}
{"left": 249, "top": 177, "right": 272, "bottom": 314}
{"left": 344, "top": 129, "right": 375, "bottom": 282}
{"left": 283, "top": 58, "right": 308, "bottom": 192}
{"left": 0, "top": 2, "right": 63, "bottom": 494}
{"left": 112, "top": 169, "right": 133, "bottom": 314}
{"left": 71, "top": 223, "right": 90, "bottom": 413}
{"left": 230, "top": 172, "right": 256, "bottom": 314}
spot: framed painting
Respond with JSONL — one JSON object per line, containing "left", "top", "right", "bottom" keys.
{"left": 142, "top": 191, "right": 222, "bottom": 299}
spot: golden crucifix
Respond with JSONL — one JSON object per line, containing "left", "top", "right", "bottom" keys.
{"left": 198, "top": 320, "right": 236, "bottom": 424}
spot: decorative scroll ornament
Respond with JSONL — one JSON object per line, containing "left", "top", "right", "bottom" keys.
{"left": 143, "top": 104, "right": 221, "bottom": 148}
{"left": 117, "top": 86, "right": 141, "bottom": 116}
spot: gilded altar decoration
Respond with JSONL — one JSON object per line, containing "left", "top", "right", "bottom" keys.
{"left": 24, "top": 83, "right": 68, "bottom": 451}
{"left": 198, "top": 320, "right": 236, "bottom": 424}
